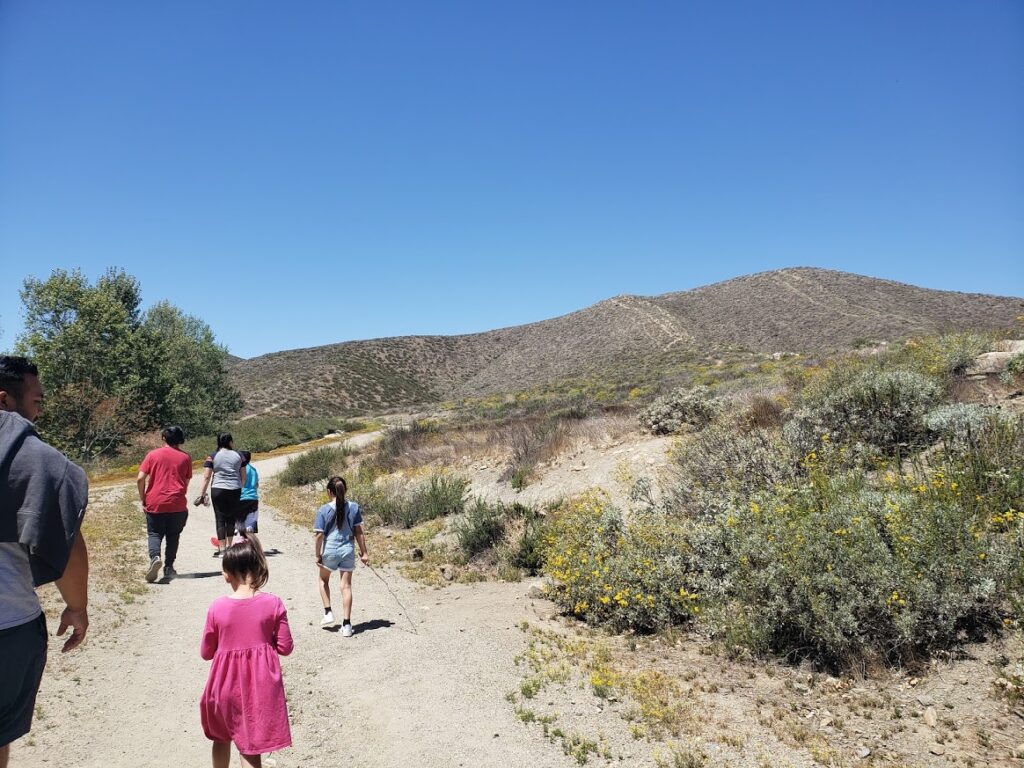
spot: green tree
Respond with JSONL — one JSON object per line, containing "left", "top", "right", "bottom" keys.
{"left": 16, "top": 268, "right": 241, "bottom": 458}
{"left": 142, "top": 301, "right": 242, "bottom": 436}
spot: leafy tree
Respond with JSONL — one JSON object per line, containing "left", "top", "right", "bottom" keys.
{"left": 16, "top": 268, "right": 240, "bottom": 458}
{"left": 141, "top": 301, "right": 242, "bottom": 436}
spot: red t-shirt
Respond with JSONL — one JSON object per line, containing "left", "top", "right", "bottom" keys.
{"left": 140, "top": 445, "right": 193, "bottom": 513}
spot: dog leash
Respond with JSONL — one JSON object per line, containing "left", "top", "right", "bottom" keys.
{"left": 365, "top": 563, "right": 420, "bottom": 635}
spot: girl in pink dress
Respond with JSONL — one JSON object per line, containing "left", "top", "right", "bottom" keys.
{"left": 200, "top": 538, "right": 293, "bottom": 768}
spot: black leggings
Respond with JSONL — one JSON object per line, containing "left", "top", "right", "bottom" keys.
{"left": 211, "top": 488, "right": 242, "bottom": 541}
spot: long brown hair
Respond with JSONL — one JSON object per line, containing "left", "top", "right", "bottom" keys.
{"left": 222, "top": 536, "right": 269, "bottom": 589}
{"left": 326, "top": 476, "right": 348, "bottom": 536}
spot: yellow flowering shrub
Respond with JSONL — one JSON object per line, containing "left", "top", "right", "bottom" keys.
{"left": 696, "top": 414, "right": 1024, "bottom": 667}
{"left": 541, "top": 492, "right": 699, "bottom": 632}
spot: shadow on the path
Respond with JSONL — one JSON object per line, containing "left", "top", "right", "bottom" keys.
{"left": 354, "top": 619, "right": 394, "bottom": 634}
{"left": 158, "top": 571, "right": 224, "bottom": 584}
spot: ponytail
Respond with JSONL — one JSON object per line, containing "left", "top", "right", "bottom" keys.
{"left": 326, "top": 476, "right": 349, "bottom": 537}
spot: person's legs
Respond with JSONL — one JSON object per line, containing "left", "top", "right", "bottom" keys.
{"left": 0, "top": 615, "right": 47, "bottom": 765}
{"left": 145, "top": 512, "right": 164, "bottom": 562}
{"left": 163, "top": 511, "right": 188, "bottom": 568}
{"left": 211, "top": 489, "right": 231, "bottom": 552}
{"left": 318, "top": 566, "right": 333, "bottom": 609}
{"left": 240, "top": 753, "right": 262, "bottom": 768}
{"left": 211, "top": 740, "right": 231, "bottom": 768}
{"left": 341, "top": 570, "right": 353, "bottom": 621}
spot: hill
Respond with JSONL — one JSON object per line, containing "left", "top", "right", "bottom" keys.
{"left": 230, "top": 268, "right": 1024, "bottom": 417}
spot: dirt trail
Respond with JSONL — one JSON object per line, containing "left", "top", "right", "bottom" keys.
{"left": 23, "top": 435, "right": 574, "bottom": 768}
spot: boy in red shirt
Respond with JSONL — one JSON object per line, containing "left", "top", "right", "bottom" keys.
{"left": 137, "top": 426, "right": 192, "bottom": 582}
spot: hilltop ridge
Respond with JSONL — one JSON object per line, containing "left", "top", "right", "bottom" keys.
{"left": 230, "top": 268, "right": 1024, "bottom": 417}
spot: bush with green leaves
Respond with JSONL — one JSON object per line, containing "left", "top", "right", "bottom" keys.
{"left": 278, "top": 444, "right": 352, "bottom": 487}
{"left": 889, "top": 332, "right": 992, "bottom": 384}
{"left": 454, "top": 499, "right": 507, "bottom": 557}
{"left": 359, "top": 472, "right": 469, "bottom": 529}
{"left": 542, "top": 493, "right": 699, "bottom": 632}
{"left": 1008, "top": 352, "right": 1024, "bottom": 377}
{"left": 667, "top": 424, "right": 797, "bottom": 519}
{"left": 784, "top": 367, "right": 940, "bottom": 456}
{"left": 694, "top": 420, "right": 1024, "bottom": 668}
{"left": 638, "top": 386, "right": 720, "bottom": 435}
{"left": 923, "top": 403, "right": 993, "bottom": 449}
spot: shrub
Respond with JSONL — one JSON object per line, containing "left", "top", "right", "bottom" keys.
{"left": 639, "top": 387, "right": 720, "bottom": 435}
{"left": 1008, "top": 352, "right": 1024, "bottom": 377}
{"left": 454, "top": 499, "right": 507, "bottom": 557}
{"left": 499, "top": 419, "right": 569, "bottom": 487}
{"left": 924, "top": 403, "right": 993, "bottom": 449}
{"left": 694, "top": 424, "right": 1024, "bottom": 668}
{"left": 785, "top": 367, "right": 940, "bottom": 456}
{"left": 506, "top": 508, "right": 546, "bottom": 575}
{"left": 891, "top": 332, "right": 992, "bottom": 383}
{"left": 542, "top": 493, "right": 699, "bottom": 632}
{"left": 667, "top": 424, "right": 797, "bottom": 519}
{"left": 374, "top": 420, "right": 438, "bottom": 470}
{"left": 278, "top": 444, "right": 351, "bottom": 487}
{"left": 736, "top": 393, "right": 787, "bottom": 431}
{"left": 364, "top": 472, "right": 469, "bottom": 529}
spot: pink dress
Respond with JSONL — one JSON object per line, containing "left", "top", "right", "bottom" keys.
{"left": 200, "top": 592, "right": 294, "bottom": 754}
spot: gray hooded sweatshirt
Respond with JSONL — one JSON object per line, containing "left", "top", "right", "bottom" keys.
{"left": 0, "top": 411, "right": 88, "bottom": 590}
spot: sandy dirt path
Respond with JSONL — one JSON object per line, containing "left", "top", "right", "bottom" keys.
{"left": 22, "top": 436, "right": 574, "bottom": 768}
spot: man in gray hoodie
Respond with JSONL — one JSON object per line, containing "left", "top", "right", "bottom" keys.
{"left": 0, "top": 356, "right": 89, "bottom": 768}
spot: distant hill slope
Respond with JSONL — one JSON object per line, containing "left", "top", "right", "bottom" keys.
{"left": 230, "top": 268, "right": 1024, "bottom": 417}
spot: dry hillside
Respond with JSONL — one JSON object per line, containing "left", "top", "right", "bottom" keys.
{"left": 231, "top": 268, "right": 1024, "bottom": 417}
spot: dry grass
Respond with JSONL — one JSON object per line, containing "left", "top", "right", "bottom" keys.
{"left": 37, "top": 488, "right": 150, "bottom": 616}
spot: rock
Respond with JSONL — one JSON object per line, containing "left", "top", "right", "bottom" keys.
{"left": 966, "top": 342, "right": 1024, "bottom": 378}
{"left": 855, "top": 746, "right": 871, "bottom": 760}
{"left": 409, "top": 547, "right": 424, "bottom": 561}
{"left": 527, "top": 582, "right": 547, "bottom": 600}
{"left": 929, "top": 744, "right": 945, "bottom": 756}
{"left": 820, "top": 716, "right": 834, "bottom": 728}
{"left": 923, "top": 707, "right": 938, "bottom": 727}
{"left": 440, "top": 565, "right": 456, "bottom": 581}
{"left": 383, "top": 530, "right": 393, "bottom": 539}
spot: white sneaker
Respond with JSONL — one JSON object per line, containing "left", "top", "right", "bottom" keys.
{"left": 341, "top": 623, "right": 354, "bottom": 638}
{"left": 145, "top": 557, "right": 162, "bottom": 583}
{"left": 320, "top": 611, "right": 336, "bottom": 627}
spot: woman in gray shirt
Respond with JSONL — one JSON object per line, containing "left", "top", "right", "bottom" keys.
{"left": 197, "top": 433, "right": 245, "bottom": 556}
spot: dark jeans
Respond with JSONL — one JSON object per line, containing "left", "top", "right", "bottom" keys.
{"left": 146, "top": 510, "right": 188, "bottom": 565}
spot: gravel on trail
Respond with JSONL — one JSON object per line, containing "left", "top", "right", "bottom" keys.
{"left": 22, "top": 438, "right": 574, "bottom": 768}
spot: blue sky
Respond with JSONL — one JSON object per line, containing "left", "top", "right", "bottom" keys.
{"left": 1, "top": 1, "right": 1021, "bottom": 359}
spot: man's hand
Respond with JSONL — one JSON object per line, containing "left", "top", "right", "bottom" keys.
{"left": 360, "top": 552, "right": 370, "bottom": 566}
{"left": 57, "top": 606, "right": 88, "bottom": 652}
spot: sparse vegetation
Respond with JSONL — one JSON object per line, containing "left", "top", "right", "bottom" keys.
{"left": 639, "top": 386, "right": 720, "bottom": 435}
{"left": 278, "top": 444, "right": 353, "bottom": 487}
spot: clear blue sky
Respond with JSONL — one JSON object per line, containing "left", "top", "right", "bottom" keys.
{"left": 1, "top": 1, "right": 1021, "bottom": 358}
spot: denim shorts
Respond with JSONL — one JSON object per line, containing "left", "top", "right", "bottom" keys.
{"left": 321, "top": 541, "right": 355, "bottom": 572}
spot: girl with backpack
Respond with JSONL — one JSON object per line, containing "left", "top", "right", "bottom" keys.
{"left": 314, "top": 476, "right": 370, "bottom": 636}
{"left": 200, "top": 537, "right": 292, "bottom": 768}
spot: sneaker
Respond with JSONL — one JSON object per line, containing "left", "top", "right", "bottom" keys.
{"left": 341, "top": 623, "right": 354, "bottom": 638}
{"left": 212, "top": 550, "right": 222, "bottom": 558}
{"left": 145, "top": 557, "right": 162, "bottom": 583}
{"left": 164, "top": 565, "right": 177, "bottom": 580}
{"left": 320, "top": 611, "right": 336, "bottom": 627}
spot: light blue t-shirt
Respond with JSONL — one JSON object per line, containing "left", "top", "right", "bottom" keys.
{"left": 313, "top": 501, "right": 363, "bottom": 542}
{"left": 241, "top": 465, "right": 259, "bottom": 501}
